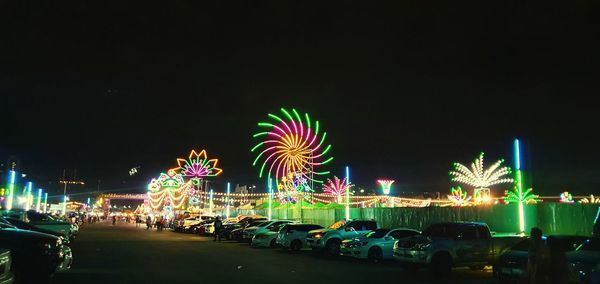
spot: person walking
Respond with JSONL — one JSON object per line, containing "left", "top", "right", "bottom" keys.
{"left": 112, "top": 215, "right": 116, "bottom": 226}
{"left": 528, "top": 227, "right": 550, "bottom": 284}
{"left": 146, "top": 216, "right": 152, "bottom": 229}
{"left": 213, "top": 216, "right": 223, "bottom": 242}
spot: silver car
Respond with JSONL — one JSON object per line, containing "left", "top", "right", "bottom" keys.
{"left": 341, "top": 228, "right": 420, "bottom": 261}
{"left": 277, "top": 224, "right": 324, "bottom": 251}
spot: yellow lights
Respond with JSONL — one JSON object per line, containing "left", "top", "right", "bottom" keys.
{"left": 450, "top": 153, "right": 513, "bottom": 190}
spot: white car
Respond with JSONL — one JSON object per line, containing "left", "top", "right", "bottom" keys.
{"left": 251, "top": 223, "right": 291, "bottom": 248}
{"left": 341, "top": 228, "right": 420, "bottom": 262}
{"left": 243, "top": 220, "right": 295, "bottom": 241}
{"left": 277, "top": 223, "right": 324, "bottom": 251}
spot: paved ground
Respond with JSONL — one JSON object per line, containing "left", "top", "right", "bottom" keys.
{"left": 52, "top": 221, "right": 499, "bottom": 284}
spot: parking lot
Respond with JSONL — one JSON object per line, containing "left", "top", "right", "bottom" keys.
{"left": 52, "top": 221, "right": 499, "bottom": 284}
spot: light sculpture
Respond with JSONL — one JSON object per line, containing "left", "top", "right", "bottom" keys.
{"left": 559, "top": 191, "right": 574, "bottom": 203}
{"left": 377, "top": 179, "right": 395, "bottom": 195}
{"left": 252, "top": 108, "right": 333, "bottom": 183}
{"left": 450, "top": 152, "right": 513, "bottom": 194}
{"left": 447, "top": 186, "right": 471, "bottom": 206}
{"left": 324, "top": 176, "right": 353, "bottom": 203}
{"left": 579, "top": 195, "right": 600, "bottom": 204}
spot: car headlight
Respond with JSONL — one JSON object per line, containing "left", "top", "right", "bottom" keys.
{"left": 313, "top": 233, "right": 323, "bottom": 239}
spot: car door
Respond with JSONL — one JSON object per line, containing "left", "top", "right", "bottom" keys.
{"left": 455, "top": 225, "right": 486, "bottom": 264}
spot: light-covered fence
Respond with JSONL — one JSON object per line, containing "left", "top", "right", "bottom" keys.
{"left": 237, "top": 203, "right": 599, "bottom": 235}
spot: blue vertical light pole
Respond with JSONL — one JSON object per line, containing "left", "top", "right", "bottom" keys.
{"left": 25, "top": 182, "right": 33, "bottom": 211}
{"left": 226, "top": 182, "right": 231, "bottom": 218}
{"left": 36, "top": 188, "right": 42, "bottom": 212}
{"left": 268, "top": 178, "right": 273, "bottom": 221}
{"left": 62, "top": 195, "right": 68, "bottom": 215}
{"left": 345, "top": 166, "right": 350, "bottom": 220}
{"left": 43, "top": 192, "right": 48, "bottom": 213}
{"left": 87, "top": 197, "right": 91, "bottom": 205}
{"left": 514, "top": 139, "right": 525, "bottom": 233}
{"left": 43, "top": 192, "right": 49, "bottom": 213}
{"left": 6, "top": 170, "right": 16, "bottom": 210}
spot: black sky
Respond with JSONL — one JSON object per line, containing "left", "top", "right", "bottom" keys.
{"left": 1, "top": 1, "right": 599, "bottom": 197}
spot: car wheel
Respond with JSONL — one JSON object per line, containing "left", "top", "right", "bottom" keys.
{"left": 270, "top": 238, "right": 277, "bottom": 247}
{"left": 431, "top": 252, "right": 452, "bottom": 275}
{"left": 291, "top": 240, "right": 302, "bottom": 251}
{"left": 326, "top": 239, "right": 341, "bottom": 256}
{"left": 368, "top": 247, "right": 383, "bottom": 263}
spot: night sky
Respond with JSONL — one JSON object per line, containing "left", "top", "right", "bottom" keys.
{"left": 1, "top": 1, "right": 599, "bottom": 198}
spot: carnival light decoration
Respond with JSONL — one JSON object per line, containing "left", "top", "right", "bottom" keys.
{"left": 450, "top": 152, "right": 513, "bottom": 193}
{"left": 277, "top": 171, "right": 313, "bottom": 202}
{"left": 170, "top": 149, "right": 223, "bottom": 179}
{"left": 6, "top": 170, "right": 15, "bottom": 210}
{"left": 377, "top": 179, "right": 395, "bottom": 195}
{"left": 559, "top": 191, "right": 574, "bottom": 203}
{"left": 147, "top": 173, "right": 192, "bottom": 210}
{"left": 324, "top": 176, "right": 353, "bottom": 203}
{"left": 579, "top": 195, "right": 600, "bottom": 204}
{"left": 503, "top": 187, "right": 539, "bottom": 205}
{"left": 447, "top": 186, "right": 471, "bottom": 206}
{"left": 252, "top": 108, "right": 333, "bottom": 183}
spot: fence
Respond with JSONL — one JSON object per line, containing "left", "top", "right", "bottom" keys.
{"left": 236, "top": 203, "right": 599, "bottom": 235}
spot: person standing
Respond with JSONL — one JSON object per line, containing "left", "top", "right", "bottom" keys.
{"left": 112, "top": 215, "right": 116, "bottom": 226}
{"left": 528, "top": 227, "right": 550, "bottom": 284}
{"left": 213, "top": 216, "right": 223, "bottom": 242}
{"left": 146, "top": 215, "right": 152, "bottom": 229}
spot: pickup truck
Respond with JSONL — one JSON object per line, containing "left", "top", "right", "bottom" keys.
{"left": 393, "top": 222, "right": 524, "bottom": 274}
{"left": 306, "top": 219, "right": 379, "bottom": 256}
{"left": 26, "top": 211, "right": 77, "bottom": 241}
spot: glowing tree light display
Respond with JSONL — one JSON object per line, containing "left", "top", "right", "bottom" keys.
{"left": 559, "top": 191, "right": 574, "bottom": 203}
{"left": 377, "top": 179, "right": 395, "bottom": 195}
{"left": 252, "top": 108, "right": 333, "bottom": 184}
{"left": 579, "top": 195, "right": 600, "bottom": 204}
{"left": 450, "top": 152, "right": 513, "bottom": 196}
{"left": 447, "top": 186, "right": 472, "bottom": 206}
{"left": 324, "top": 176, "right": 353, "bottom": 203}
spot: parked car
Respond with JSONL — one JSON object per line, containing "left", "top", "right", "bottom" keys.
{"left": 221, "top": 223, "right": 243, "bottom": 240}
{"left": 568, "top": 237, "right": 600, "bottom": 283}
{"left": 306, "top": 219, "right": 379, "bottom": 256}
{"left": 341, "top": 228, "right": 420, "bottom": 262}
{"left": 277, "top": 223, "right": 324, "bottom": 251}
{"left": 0, "top": 249, "right": 14, "bottom": 284}
{"left": 230, "top": 220, "right": 268, "bottom": 242}
{"left": 181, "top": 216, "right": 214, "bottom": 233}
{"left": 393, "top": 222, "right": 524, "bottom": 274}
{"left": 25, "top": 210, "right": 77, "bottom": 241}
{"left": 2, "top": 217, "right": 70, "bottom": 244}
{"left": 243, "top": 220, "right": 296, "bottom": 242}
{"left": 0, "top": 221, "right": 69, "bottom": 282}
{"left": 495, "top": 235, "right": 588, "bottom": 282}
{"left": 251, "top": 223, "right": 290, "bottom": 248}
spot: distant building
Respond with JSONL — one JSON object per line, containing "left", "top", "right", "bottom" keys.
{"left": 234, "top": 184, "right": 248, "bottom": 195}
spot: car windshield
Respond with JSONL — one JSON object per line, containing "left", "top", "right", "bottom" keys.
{"left": 258, "top": 221, "right": 272, "bottom": 227}
{"left": 366, "top": 229, "right": 390, "bottom": 238}
{"left": 248, "top": 221, "right": 266, "bottom": 227}
{"left": 578, "top": 238, "right": 600, "bottom": 251}
{"left": 328, "top": 220, "right": 346, "bottom": 229}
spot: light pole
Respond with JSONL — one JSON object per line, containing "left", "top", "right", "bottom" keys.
{"left": 6, "top": 170, "right": 15, "bottom": 210}
{"left": 226, "top": 182, "right": 231, "bottom": 218}
{"left": 268, "top": 178, "right": 273, "bottom": 221}
{"left": 345, "top": 166, "right": 350, "bottom": 220}
{"left": 36, "top": 188, "right": 42, "bottom": 212}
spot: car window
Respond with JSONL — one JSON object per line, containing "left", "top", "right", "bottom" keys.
{"left": 477, "top": 225, "right": 491, "bottom": 239}
{"left": 390, "top": 230, "right": 419, "bottom": 239}
{"left": 346, "top": 221, "right": 359, "bottom": 230}
{"left": 364, "top": 221, "right": 377, "bottom": 231}
{"left": 459, "top": 225, "right": 478, "bottom": 240}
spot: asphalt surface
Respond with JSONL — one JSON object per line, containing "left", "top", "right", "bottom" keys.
{"left": 52, "top": 221, "right": 499, "bottom": 284}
